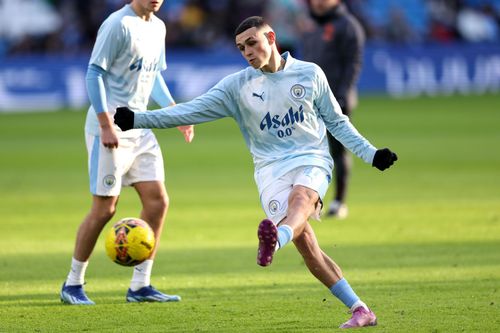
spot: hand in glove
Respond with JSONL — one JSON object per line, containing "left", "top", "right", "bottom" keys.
{"left": 372, "top": 148, "right": 398, "bottom": 171}
{"left": 114, "top": 107, "right": 134, "bottom": 131}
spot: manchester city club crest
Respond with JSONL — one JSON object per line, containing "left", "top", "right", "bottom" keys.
{"left": 290, "top": 84, "right": 306, "bottom": 99}
{"left": 268, "top": 200, "right": 280, "bottom": 215}
{"left": 103, "top": 175, "right": 116, "bottom": 188}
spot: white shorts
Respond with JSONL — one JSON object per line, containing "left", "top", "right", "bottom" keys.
{"left": 258, "top": 166, "right": 331, "bottom": 224}
{"left": 85, "top": 131, "right": 164, "bottom": 196}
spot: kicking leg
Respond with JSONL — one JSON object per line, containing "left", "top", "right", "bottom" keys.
{"left": 257, "top": 185, "right": 317, "bottom": 266}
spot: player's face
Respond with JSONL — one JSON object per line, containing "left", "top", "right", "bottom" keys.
{"left": 310, "top": 0, "right": 340, "bottom": 15}
{"left": 134, "top": 0, "right": 164, "bottom": 14}
{"left": 235, "top": 27, "right": 273, "bottom": 70}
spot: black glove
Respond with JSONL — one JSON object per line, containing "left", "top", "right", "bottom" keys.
{"left": 372, "top": 148, "right": 398, "bottom": 171}
{"left": 114, "top": 107, "right": 134, "bottom": 131}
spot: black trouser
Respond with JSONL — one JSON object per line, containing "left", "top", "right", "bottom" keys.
{"left": 328, "top": 105, "right": 352, "bottom": 202}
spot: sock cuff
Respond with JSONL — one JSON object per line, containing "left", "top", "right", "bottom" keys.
{"left": 278, "top": 224, "right": 293, "bottom": 238}
{"left": 329, "top": 278, "right": 360, "bottom": 309}
{"left": 350, "top": 300, "right": 369, "bottom": 312}
{"left": 277, "top": 224, "right": 294, "bottom": 249}
{"left": 131, "top": 260, "right": 154, "bottom": 291}
{"left": 329, "top": 278, "right": 348, "bottom": 294}
{"left": 66, "top": 258, "right": 89, "bottom": 286}
{"left": 134, "top": 259, "right": 154, "bottom": 275}
{"left": 71, "top": 257, "right": 88, "bottom": 269}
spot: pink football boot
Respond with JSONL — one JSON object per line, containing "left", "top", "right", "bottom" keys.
{"left": 257, "top": 219, "right": 277, "bottom": 266}
{"left": 339, "top": 307, "right": 377, "bottom": 329}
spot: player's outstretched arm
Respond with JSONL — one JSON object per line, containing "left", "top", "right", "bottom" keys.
{"left": 372, "top": 148, "right": 398, "bottom": 171}
{"left": 313, "top": 65, "right": 398, "bottom": 171}
{"left": 114, "top": 96, "right": 233, "bottom": 132}
{"left": 115, "top": 76, "right": 236, "bottom": 131}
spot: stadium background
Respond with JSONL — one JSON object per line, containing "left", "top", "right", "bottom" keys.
{"left": 0, "top": 1, "right": 499, "bottom": 332}
{"left": 1, "top": 0, "right": 500, "bottom": 110}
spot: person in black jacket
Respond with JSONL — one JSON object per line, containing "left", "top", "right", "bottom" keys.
{"left": 302, "top": 0, "right": 365, "bottom": 219}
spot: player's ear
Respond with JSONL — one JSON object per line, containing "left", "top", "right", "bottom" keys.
{"left": 265, "top": 31, "right": 276, "bottom": 46}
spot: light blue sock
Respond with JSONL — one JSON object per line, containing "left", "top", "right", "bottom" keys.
{"left": 277, "top": 225, "right": 293, "bottom": 250}
{"left": 329, "top": 278, "right": 360, "bottom": 309}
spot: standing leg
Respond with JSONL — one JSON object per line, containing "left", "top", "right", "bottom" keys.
{"left": 73, "top": 196, "right": 119, "bottom": 262}
{"left": 61, "top": 195, "right": 119, "bottom": 305}
{"left": 293, "top": 222, "right": 342, "bottom": 287}
{"left": 293, "top": 223, "right": 377, "bottom": 328}
{"left": 125, "top": 180, "right": 180, "bottom": 302}
{"left": 134, "top": 180, "right": 169, "bottom": 259}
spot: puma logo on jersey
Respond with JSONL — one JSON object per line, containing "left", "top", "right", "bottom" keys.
{"left": 252, "top": 92, "right": 264, "bottom": 101}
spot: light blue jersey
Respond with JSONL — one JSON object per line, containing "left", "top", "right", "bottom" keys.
{"left": 134, "top": 53, "right": 377, "bottom": 188}
{"left": 85, "top": 4, "right": 167, "bottom": 138}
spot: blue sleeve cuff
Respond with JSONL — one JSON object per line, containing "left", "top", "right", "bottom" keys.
{"left": 151, "top": 72, "right": 175, "bottom": 108}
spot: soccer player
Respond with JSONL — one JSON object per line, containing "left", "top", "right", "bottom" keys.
{"left": 303, "top": 0, "right": 366, "bottom": 218}
{"left": 115, "top": 16, "right": 397, "bottom": 328}
{"left": 60, "top": 0, "right": 194, "bottom": 305}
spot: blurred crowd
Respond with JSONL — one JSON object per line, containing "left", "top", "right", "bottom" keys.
{"left": 0, "top": 0, "right": 499, "bottom": 56}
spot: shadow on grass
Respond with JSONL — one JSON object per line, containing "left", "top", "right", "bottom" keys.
{"left": 1, "top": 277, "right": 498, "bottom": 310}
{"left": 1, "top": 240, "right": 499, "bottom": 283}
{"left": 0, "top": 241, "right": 499, "bottom": 333}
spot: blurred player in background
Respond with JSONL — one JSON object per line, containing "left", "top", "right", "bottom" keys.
{"left": 60, "top": 0, "right": 194, "bottom": 305}
{"left": 114, "top": 16, "right": 397, "bottom": 328}
{"left": 302, "top": 0, "right": 366, "bottom": 218}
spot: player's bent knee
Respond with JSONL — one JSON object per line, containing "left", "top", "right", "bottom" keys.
{"left": 145, "top": 194, "right": 169, "bottom": 214}
{"left": 289, "top": 192, "right": 307, "bottom": 206}
{"left": 91, "top": 207, "right": 116, "bottom": 224}
{"left": 91, "top": 196, "right": 118, "bottom": 223}
{"left": 163, "top": 194, "right": 170, "bottom": 208}
{"left": 289, "top": 192, "right": 317, "bottom": 213}
{"left": 157, "top": 194, "right": 169, "bottom": 211}
{"left": 291, "top": 187, "right": 318, "bottom": 203}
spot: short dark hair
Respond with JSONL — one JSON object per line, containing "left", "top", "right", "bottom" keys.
{"left": 234, "top": 16, "right": 268, "bottom": 37}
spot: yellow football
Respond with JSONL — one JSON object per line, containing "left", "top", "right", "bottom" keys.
{"left": 105, "top": 218, "right": 155, "bottom": 266}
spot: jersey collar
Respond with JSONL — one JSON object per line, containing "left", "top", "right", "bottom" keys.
{"left": 257, "top": 52, "right": 295, "bottom": 76}
{"left": 281, "top": 52, "right": 294, "bottom": 71}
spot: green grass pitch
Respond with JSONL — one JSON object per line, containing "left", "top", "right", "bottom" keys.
{"left": 0, "top": 94, "right": 499, "bottom": 332}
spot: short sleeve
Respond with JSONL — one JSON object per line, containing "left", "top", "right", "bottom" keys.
{"left": 89, "top": 19, "right": 126, "bottom": 70}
